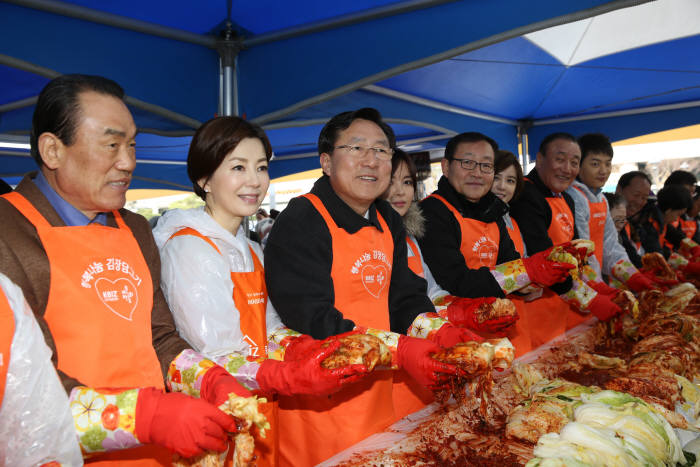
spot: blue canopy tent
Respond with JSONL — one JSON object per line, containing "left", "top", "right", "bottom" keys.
{"left": 1, "top": 0, "right": 699, "bottom": 188}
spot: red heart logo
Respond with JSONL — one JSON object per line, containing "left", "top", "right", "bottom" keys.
{"left": 94, "top": 278, "right": 138, "bottom": 321}
{"left": 361, "top": 264, "right": 389, "bottom": 298}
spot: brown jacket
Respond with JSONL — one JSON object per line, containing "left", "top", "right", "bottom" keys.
{"left": 0, "top": 173, "right": 190, "bottom": 392}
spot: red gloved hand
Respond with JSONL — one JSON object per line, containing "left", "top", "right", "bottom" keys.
{"left": 641, "top": 270, "right": 678, "bottom": 289}
{"left": 282, "top": 334, "right": 319, "bottom": 362}
{"left": 586, "top": 293, "right": 622, "bottom": 322}
{"left": 682, "top": 262, "right": 700, "bottom": 276}
{"left": 135, "top": 387, "right": 236, "bottom": 458}
{"left": 430, "top": 323, "right": 484, "bottom": 347}
{"left": 200, "top": 365, "right": 253, "bottom": 406}
{"left": 588, "top": 281, "right": 618, "bottom": 297}
{"left": 397, "top": 335, "right": 461, "bottom": 388}
{"left": 625, "top": 272, "right": 656, "bottom": 293}
{"left": 522, "top": 249, "right": 575, "bottom": 287}
{"left": 446, "top": 297, "right": 517, "bottom": 334}
{"left": 257, "top": 340, "right": 368, "bottom": 396}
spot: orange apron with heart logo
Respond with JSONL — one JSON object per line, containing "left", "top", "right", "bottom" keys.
{"left": 0, "top": 285, "right": 14, "bottom": 407}
{"left": 277, "top": 194, "right": 396, "bottom": 467}
{"left": 503, "top": 217, "right": 532, "bottom": 357}
{"left": 429, "top": 194, "right": 500, "bottom": 269}
{"left": 406, "top": 236, "right": 424, "bottom": 278}
{"left": 2, "top": 191, "right": 169, "bottom": 466}
{"left": 168, "top": 227, "right": 278, "bottom": 466}
{"left": 679, "top": 217, "right": 698, "bottom": 239}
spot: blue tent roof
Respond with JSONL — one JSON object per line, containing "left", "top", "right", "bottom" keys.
{"left": 2, "top": 0, "right": 699, "bottom": 187}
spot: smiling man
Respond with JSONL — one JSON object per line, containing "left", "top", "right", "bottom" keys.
{"left": 510, "top": 133, "right": 622, "bottom": 346}
{"left": 264, "top": 108, "right": 465, "bottom": 466}
{"left": 0, "top": 75, "right": 251, "bottom": 464}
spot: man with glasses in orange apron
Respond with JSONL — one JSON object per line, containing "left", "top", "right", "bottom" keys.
{"left": 0, "top": 75, "right": 255, "bottom": 465}
{"left": 265, "top": 108, "right": 468, "bottom": 467}
{"left": 510, "top": 133, "right": 622, "bottom": 348}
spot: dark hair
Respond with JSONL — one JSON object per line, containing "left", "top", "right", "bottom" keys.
{"left": 269, "top": 209, "right": 280, "bottom": 219}
{"left": 391, "top": 148, "right": 418, "bottom": 191}
{"left": 444, "top": 132, "right": 498, "bottom": 160}
{"left": 538, "top": 132, "right": 577, "bottom": 156}
{"left": 604, "top": 192, "right": 626, "bottom": 209}
{"left": 187, "top": 116, "right": 272, "bottom": 200}
{"left": 578, "top": 133, "right": 613, "bottom": 161}
{"left": 664, "top": 170, "right": 696, "bottom": 188}
{"left": 318, "top": 108, "right": 395, "bottom": 155}
{"left": 657, "top": 184, "right": 692, "bottom": 212}
{"left": 617, "top": 170, "right": 652, "bottom": 190}
{"left": 494, "top": 150, "right": 524, "bottom": 201}
{"left": 31, "top": 74, "right": 125, "bottom": 166}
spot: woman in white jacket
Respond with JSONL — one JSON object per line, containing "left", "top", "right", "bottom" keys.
{"left": 153, "top": 116, "right": 368, "bottom": 465}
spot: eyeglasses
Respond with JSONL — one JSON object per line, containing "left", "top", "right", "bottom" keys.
{"left": 612, "top": 216, "right": 628, "bottom": 225}
{"left": 334, "top": 145, "right": 394, "bottom": 161}
{"left": 452, "top": 158, "right": 494, "bottom": 174}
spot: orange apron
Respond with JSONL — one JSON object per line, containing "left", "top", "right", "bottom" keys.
{"left": 429, "top": 194, "right": 500, "bottom": 269}
{"left": 394, "top": 236, "right": 435, "bottom": 420}
{"left": 574, "top": 186, "right": 607, "bottom": 268}
{"left": 0, "top": 285, "right": 13, "bottom": 407}
{"left": 680, "top": 217, "right": 698, "bottom": 239}
{"left": 503, "top": 218, "right": 531, "bottom": 357}
{"left": 624, "top": 223, "right": 643, "bottom": 253}
{"left": 406, "top": 236, "right": 424, "bottom": 278}
{"left": 169, "top": 228, "right": 278, "bottom": 467}
{"left": 519, "top": 185, "right": 576, "bottom": 348}
{"left": 2, "top": 191, "right": 169, "bottom": 466}
{"left": 277, "top": 194, "right": 396, "bottom": 467}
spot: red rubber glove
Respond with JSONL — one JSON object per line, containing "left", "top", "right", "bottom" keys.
{"left": 135, "top": 387, "right": 236, "bottom": 458}
{"left": 586, "top": 293, "right": 622, "bottom": 322}
{"left": 200, "top": 365, "right": 253, "bottom": 406}
{"left": 429, "top": 323, "right": 484, "bottom": 347}
{"left": 282, "top": 334, "right": 319, "bottom": 362}
{"left": 641, "top": 270, "right": 678, "bottom": 289}
{"left": 446, "top": 297, "right": 517, "bottom": 334}
{"left": 588, "top": 281, "right": 618, "bottom": 298}
{"left": 522, "top": 249, "right": 575, "bottom": 287}
{"left": 682, "top": 262, "right": 700, "bottom": 276}
{"left": 396, "top": 335, "right": 461, "bottom": 388}
{"left": 256, "top": 340, "right": 368, "bottom": 396}
{"left": 625, "top": 272, "right": 656, "bottom": 293}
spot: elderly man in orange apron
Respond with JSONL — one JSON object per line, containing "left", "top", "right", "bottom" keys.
{"left": 265, "top": 108, "right": 477, "bottom": 466}
{"left": 0, "top": 75, "right": 255, "bottom": 465}
{"left": 509, "top": 133, "right": 622, "bottom": 348}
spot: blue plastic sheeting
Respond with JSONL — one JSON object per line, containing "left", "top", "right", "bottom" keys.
{"left": 2, "top": 0, "right": 699, "bottom": 188}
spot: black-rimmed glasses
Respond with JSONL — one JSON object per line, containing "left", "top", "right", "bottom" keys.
{"left": 452, "top": 158, "right": 494, "bottom": 173}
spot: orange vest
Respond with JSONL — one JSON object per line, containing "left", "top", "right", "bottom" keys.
{"left": 429, "top": 194, "right": 500, "bottom": 269}
{"left": 624, "top": 223, "right": 642, "bottom": 252}
{"left": 502, "top": 217, "right": 531, "bottom": 357}
{"left": 168, "top": 227, "right": 278, "bottom": 466}
{"left": 2, "top": 192, "right": 170, "bottom": 466}
{"left": 0, "top": 286, "right": 13, "bottom": 407}
{"left": 519, "top": 183, "right": 577, "bottom": 348}
{"left": 277, "top": 194, "right": 397, "bottom": 467}
{"left": 679, "top": 217, "right": 698, "bottom": 239}
{"left": 406, "top": 236, "right": 424, "bottom": 277}
{"left": 573, "top": 186, "right": 607, "bottom": 267}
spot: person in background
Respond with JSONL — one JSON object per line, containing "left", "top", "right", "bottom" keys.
{"left": 615, "top": 171, "right": 664, "bottom": 258}
{"left": 604, "top": 192, "right": 642, "bottom": 268}
{"left": 264, "top": 108, "right": 467, "bottom": 466}
{"left": 417, "top": 132, "right": 572, "bottom": 335}
{"left": 153, "top": 116, "right": 370, "bottom": 465}
{"left": 0, "top": 74, "right": 248, "bottom": 464}
{"left": 664, "top": 170, "right": 700, "bottom": 244}
{"left": 565, "top": 133, "right": 657, "bottom": 293}
{"left": 510, "top": 133, "right": 621, "bottom": 347}
{"left": 490, "top": 149, "right": 548, "bottom": 356}
{"left": 0, "top": 272, "right": 82, "bottom": 466}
